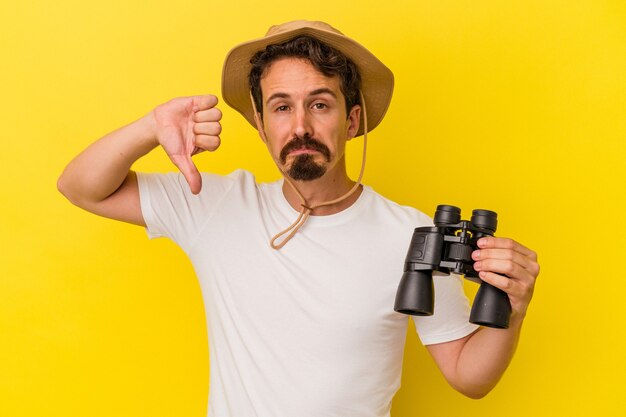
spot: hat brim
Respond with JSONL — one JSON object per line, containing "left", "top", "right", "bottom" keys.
{"left": 221, "top": 25, "right": 394, "bottom": 137}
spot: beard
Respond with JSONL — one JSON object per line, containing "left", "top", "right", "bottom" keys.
{"left": 280, "top": 134, "right": 331, "bottom": 181}
{"left": 286, "top": 154, "right": 327, "bottom": 181}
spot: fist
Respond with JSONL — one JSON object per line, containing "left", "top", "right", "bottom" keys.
{"left": 152, "top": 95, "right": 222, "bottom": 194}
{"left": 190, "top": 95, "right": 223, "bottom": 153}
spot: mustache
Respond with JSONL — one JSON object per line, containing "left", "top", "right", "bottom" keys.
{"left": 279, "top": 134, "right": 331, "bottom": 164}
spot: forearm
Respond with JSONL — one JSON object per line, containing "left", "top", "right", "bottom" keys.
{"left": 58, "top": 112, "right": 157, "bottom": 205}
{"left": 453, "top": 314, "right": 524, "bottom": 398}
{"left": 427, "top": 237, "right": 539, "bottom": 399}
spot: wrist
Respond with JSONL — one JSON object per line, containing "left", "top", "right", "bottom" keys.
{"left": 508, "top": 310, "right": 526, "bottom": 330}
{"left": 136, "top": 111, "right": 160, "bottom": 151}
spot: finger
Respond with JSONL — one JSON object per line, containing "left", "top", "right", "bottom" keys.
{"left": 472, "top": 248, "right": 538, "bottom": 273}
{"left": 193, "top": 107, "right": 222, "bottom": 123}
{"left": 190, "top": 148, "right": 205, "bottom": 157}
{"left": 193, "top": 121, "right": 222, "bottom": 136}
{"left": 191, "top": 95, "right": 218, "bottom": 111}
{"left": 474, "top": 258, "right": 535, "bottom": 283}
{"left": 478, "top": 237, "right": 538, "bottom": 261}
{"left": 170, "top": 154, "right": 202, "bottom": 194}
{"left": 194, "top": 135, "right": 221, "bottom": 152}
{"left": 476, "top": 271, "right": 515, "bottom": 294}
{"left": 478, "top": 269, "right": 535, "bottom": 305}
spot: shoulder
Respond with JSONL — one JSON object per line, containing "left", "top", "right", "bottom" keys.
{"left": 362, "top": 186, "right": 433, "bottom": 228}
{"left": 138, "top": 169, "right": 256, "bottom": 195}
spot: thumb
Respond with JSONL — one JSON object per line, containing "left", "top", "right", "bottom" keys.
{"left": 171, "top": 154, "right": 202, "bottom": 194}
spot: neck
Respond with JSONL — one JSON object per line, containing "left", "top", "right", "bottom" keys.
{"left": 281, "top": 162, "right": 363, "bottom": 216}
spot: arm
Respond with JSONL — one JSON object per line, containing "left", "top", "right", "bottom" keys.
{"left": 426, "top": 237, "right": 540, "bottom": 399}
{"left": 57, "top": 95, "right": 222, "bottom": 225}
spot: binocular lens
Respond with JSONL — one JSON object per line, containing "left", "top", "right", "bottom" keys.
{"left": 434, "top": 205, "right": 461, "bottom": 226}
{"left": 470, "top": 282, "right": 511, "bottom": 328}
{"left": 394, "top": 271, "right": 434, "bottom": 316}
{"left": 471, "top": 209, "right": 498, "bottom": 233}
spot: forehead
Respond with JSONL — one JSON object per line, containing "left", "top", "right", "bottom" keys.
{"left": 260, "top": 57, "right": 342, "bottom": 98}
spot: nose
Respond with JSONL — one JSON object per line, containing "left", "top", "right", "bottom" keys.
{"left": 292, "top": 105, "right": 313, "bottom": 139}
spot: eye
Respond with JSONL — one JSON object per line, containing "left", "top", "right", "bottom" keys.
{"left": 312, "top": 102, "right": 328, "bottom": 110}
{"left": 275, "top": 105, "right": 290, "bottom": 112}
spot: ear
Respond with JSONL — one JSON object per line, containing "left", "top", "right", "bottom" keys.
{"left": 346, "top": 104, "right": 362, "bottom": 141}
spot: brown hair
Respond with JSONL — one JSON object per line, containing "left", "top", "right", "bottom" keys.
{"left": 248, "top": 36, "right": 362, "bottom": 117}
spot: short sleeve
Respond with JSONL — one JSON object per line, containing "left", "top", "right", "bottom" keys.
{"left": 136, "top": 171, "right": 241, "bottom": 252}
{"left": 412, "top": 273, "right": 480, "bottom": 345}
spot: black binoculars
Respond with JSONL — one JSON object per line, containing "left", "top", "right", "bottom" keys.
{"left": 394, "top": 205, "right": 512, "bottom": 329}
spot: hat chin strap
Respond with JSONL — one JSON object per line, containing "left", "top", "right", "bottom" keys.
{"left": 249, "top": 91, "right": 369, "bottom": 250}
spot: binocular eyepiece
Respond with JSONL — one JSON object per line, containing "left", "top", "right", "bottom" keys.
{"left": 394, "top": 205, "right": 512, "bottom": 329}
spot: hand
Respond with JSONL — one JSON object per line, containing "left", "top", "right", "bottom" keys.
{"left": 152, "top": 95, "right": 222, "bottom": 194}
{"left": 471, "top": 237, "right": 540, "bottom": 322}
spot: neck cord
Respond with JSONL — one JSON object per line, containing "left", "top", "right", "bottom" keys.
{"left": 250, "top": 91, "right": 369, "bottom": 249}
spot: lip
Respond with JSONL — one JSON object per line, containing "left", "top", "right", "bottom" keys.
{"left": 289, "top": 148, "right": 320, "bottom": 156}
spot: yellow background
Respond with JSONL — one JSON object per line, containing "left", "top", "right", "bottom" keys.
{"left": 2, "top": 1, "right": 625, "bottom": 416}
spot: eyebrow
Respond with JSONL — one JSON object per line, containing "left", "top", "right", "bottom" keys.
{"left": 266, "top": 92, "right": 290, "bottom": 105}
{"left": 309, "top": 88, "right": 337, "bottom": 99}
{"left": 265, "top": 88, "right": 338, "bottom": 105}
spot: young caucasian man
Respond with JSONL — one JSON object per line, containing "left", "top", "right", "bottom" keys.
{"left": 58, "top": 20, "right": 540, "bottom": 417}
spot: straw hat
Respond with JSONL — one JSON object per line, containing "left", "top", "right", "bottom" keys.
{"left": 221, "top": 20, "right": 394, "bottom": 137}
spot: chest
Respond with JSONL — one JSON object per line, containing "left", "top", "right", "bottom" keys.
{"left": 189, "top": 213, "right": 411, "bottom": 349}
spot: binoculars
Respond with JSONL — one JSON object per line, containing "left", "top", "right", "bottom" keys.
{"left": 394, "top": 205, "right": 512, "bottom": 329}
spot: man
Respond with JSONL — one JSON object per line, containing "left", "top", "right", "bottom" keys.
{"left": 58, "top": 20, "right": 539, "bottom": 417}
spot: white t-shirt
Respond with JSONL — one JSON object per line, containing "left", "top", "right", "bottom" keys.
{"left": 137, "top": 170, "right": 478, "bottom": 417}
